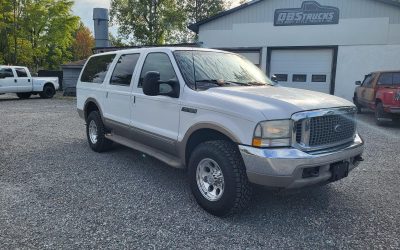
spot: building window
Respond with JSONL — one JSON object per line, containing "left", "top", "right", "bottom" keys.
{"left": 312, "top": 74, "right": 327, "bottom": 83}
{"left": 293, "top": 74, "right": 307, "bottom": 82}
{"left": 274, "top": 74, "right": 288, "bottom": 82}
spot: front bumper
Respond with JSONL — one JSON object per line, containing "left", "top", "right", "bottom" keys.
{"left": 239, "top": 134, "right": 364, "bottom": 189}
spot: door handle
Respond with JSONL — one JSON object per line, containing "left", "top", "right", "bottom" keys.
{"left": 14, "top": 79, "right": 17, "bottom": 83}
{"left": 106, "top": 92, "right": 108, "bottom": 98}
{"left": 28, "top": 79, "right": 30, "bottom": 82}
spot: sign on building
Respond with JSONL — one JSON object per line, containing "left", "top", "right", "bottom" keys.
{"left": 274, "top": 1, "right": 340, "bottom": 26}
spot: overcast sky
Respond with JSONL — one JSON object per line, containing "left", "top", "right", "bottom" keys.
{"left": 72, "top": 0, "right": 242, "bottom": 36}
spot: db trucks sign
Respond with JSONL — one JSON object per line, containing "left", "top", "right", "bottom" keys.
{"left": 274, "top": 1, "right": 339, "bottom": 26}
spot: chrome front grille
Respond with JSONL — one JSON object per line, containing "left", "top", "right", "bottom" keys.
{"left": 292, "top": 107, "right": 357, "bottom": 151}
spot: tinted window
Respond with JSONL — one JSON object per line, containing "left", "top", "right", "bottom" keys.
{"left": 139, "top": 53, "right": 177, "bottom": 86}
{"left": 393, "top": 73, "right": 400, "bottom": 85}
{"left": 110, "top": 53, "right": 140, "bottom": 86}
{"left": 81, "top": 54, "right": 116, "bottom": 83}
{"left": 15, "top": 68, "right": 28, "bottom": 77}
{"left": 293, "top": 74, "right": 307, "bottom": 82}
{"left": 0, "top": 68, "right": 14, "bottom": 78}
{"left": 378, "top": 73, "right": 393, "bottom": 85}
{"left": 312, "top": 74, "right": 327, "bottom": 82}
{"left": 275, "top": 74, "right": 288, "bottom": 82}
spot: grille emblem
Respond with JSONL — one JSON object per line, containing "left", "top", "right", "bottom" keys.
{"left": 334, "top": 124, "right": 344, "bottom": 133}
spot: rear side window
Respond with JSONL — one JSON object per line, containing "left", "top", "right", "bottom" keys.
{"left": 15, "top": 68, "right": 28, "bottom": 77}
{"left": 110, "top": 53, "right": 140, "bottom": 86}
{"left": 393, "top": 73, "right": 400, "bottom": 85}
{"left": 0, "top": 68, "right": 14, "bottom": 78}
{"left": 81, "top": 54, "right": 116, "bottom": 83}
{"left": 139, "top": 53, "right": 177, "bottom": 87}
{"left": 378, "top": 73, "right": 393, "bottom": 85}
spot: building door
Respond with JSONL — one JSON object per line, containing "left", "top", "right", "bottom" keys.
{"left": 270, "top": 49, "right": 334, "bottom": 94}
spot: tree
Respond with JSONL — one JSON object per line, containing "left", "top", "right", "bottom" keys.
{"left": 110, "top": 0, "right": 186, "bottom": 45}
{"left": 185, "top": 0, "right": 226, "bottom": 24}
{"left": 0, "top": 0, "right": 79, "bottom": 70}
{"left": 72, "top": 22, "right": 94, "bottom": 61}
{"left": 109, "top": 33, "right": 128, "bottom": 47}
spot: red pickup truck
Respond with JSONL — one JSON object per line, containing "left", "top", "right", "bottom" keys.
{"left": 353, "top": 71, "right": 400, "bottom": 125}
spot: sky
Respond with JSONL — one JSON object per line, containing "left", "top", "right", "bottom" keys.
{"left": 72, "top": 0, "right": 242, "bottom": 36}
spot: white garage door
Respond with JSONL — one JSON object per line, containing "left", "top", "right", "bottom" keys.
{"left": 236, "top": 51, "right": 260, "bottom": 67}
{"left": 270, "top": 49, "right": 333, "bottom": 94}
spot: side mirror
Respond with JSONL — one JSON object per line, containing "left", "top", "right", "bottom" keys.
{"left": 0, "top": 74, "right": 5, "bottom": 79}
{"left": 142, "top": 71, "right": 160, "bottom": 96}
{"left": 142, "top": 71, "right": 179, "bottom": 98}
{"left": 271, "top": 74, "right": 278, "bottom": 83}
{"left": 355, "top": 81, "right": 362, "bottom": 86}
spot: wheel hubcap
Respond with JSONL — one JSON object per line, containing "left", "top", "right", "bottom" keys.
{"left": 88, "top": 120, "right": 98, "bottom": 144}
{"left": 196, "top": 158, "right": 225, "bottom": 201}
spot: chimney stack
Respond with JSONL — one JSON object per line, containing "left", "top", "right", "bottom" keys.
{"left": 93, "top": 8, "right": 109, "bottom": 48}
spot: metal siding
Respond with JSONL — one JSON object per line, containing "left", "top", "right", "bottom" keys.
{"left": 200, "top": 0, "right": 400, "bottom": 31}
{"left": 62, "top": 68, "right": 81, "bottom": 89}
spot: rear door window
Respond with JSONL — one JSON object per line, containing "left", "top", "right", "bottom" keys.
{"left": 0, "top": 68, "right": 14, "bottom": 78}
{"left": 81, "top": 54, "right": 116, "bottom": 83}
{"left": 378, "top": 73, "right": 393, "bottom": 85}
{"left": 110, "top": 53, "right": 140, "bottom": 86}
{"left": 15, "top": 68, "right": 28, "bottom": 77}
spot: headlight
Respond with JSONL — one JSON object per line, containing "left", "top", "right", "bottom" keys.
{"left": 252, "top": 120, "right": 292, "bottom": 147}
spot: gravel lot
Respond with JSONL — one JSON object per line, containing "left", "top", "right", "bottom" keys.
{"left": 0, "top": 93, "right": 399, "bottom": 249}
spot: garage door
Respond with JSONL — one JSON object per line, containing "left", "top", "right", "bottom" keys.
{"left": 270, "top": 49, "right": 333, "bottom": 94}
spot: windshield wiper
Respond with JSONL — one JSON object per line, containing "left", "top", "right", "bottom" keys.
{"left": 195, "top": 79, "right": 251, "bottom": 86}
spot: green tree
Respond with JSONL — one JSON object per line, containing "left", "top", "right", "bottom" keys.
{"left": 0, "top": 0, "right": 79, "bottom": 70}
{"left": 110, "top": 0, "right": 186, "bottom": 45}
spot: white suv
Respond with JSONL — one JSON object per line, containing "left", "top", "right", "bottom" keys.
{"left": 77, "top": 47, "right": 364, "bottom": 216}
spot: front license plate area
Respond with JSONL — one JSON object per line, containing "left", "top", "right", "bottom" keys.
{"left": 330, "top": 161, "right": 349, "bottom": 182}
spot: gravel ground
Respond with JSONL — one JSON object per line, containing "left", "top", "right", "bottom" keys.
{"left": 0, "top": 93, "right": 399, "bottom": 249}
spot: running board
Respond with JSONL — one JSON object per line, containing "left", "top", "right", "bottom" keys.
{"left": 105, "top": 133, "right": 184, "bottom": 169}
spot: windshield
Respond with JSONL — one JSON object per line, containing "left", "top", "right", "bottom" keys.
{"left": 174, "top": 50, "right": 273, "bottom": 90}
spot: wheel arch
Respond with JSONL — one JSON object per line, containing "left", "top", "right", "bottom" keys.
{"left": 84, "top": 98, "right": 104, "bottom": 121}
{"left": 180, "top": 124, "right": 241, "bottom": 167}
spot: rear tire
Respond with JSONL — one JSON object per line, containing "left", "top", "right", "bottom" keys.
{"left": 86, "top": 111, "right": 113, "bottom": 152}
{"left": 39, "top": 84, "right": 55, "bottom": 99}
{"left": 16, "top": 93, "right": 31, "bottom": 99}
{"left": 375, "top": 102, "right": 389, "bottom": 126}
{"left": 188, "top": 140, "right": 252, "bottom": 217}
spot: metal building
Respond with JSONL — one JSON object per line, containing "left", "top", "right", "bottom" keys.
{"left": 189, "top": 0, "right": 400, "bottom": 100}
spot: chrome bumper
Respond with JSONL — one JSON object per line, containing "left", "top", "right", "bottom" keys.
{"left": 239, "top": 134, "right": 364, "bottom": 189}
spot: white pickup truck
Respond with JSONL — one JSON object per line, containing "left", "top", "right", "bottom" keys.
{"left": 77, "top": 47, "right": 365, "bottom": 216}
{"left": 0, "top": 65, "right": 59, "bottom": 99}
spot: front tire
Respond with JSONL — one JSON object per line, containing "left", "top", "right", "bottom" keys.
{"left": 16, "top": 93, "right": 31, "bottom": 99}
{"left": 39, "top": 84, "right": 55, "bottom": 99}
{"left": 188, "top": 140, "right": 252, "bottom": 217}
{"left": 86, "top": 111, "right": 113, "bottom": 152}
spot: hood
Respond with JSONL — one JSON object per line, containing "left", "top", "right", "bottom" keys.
{"left": 203, "top": 85, "right": 354, "bottom": 120}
